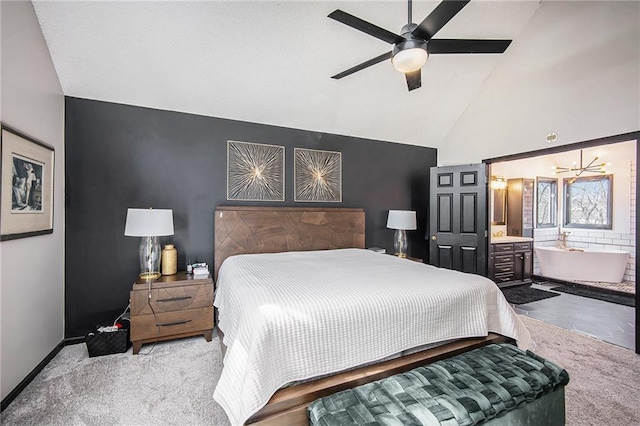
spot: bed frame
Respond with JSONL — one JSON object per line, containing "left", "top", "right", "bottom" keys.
{"left": 213, "top": 206, "right": 510, "bottom": 425}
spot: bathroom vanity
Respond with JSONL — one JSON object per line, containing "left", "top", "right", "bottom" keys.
{"left": 489, "top": 236, "right": 533, "bottom": 287}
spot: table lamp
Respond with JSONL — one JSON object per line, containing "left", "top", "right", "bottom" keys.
{"left": 387, "top": 210, "right": 417, "bottom": 258}
{"left": 124, "top": 208, "right": 174, "bottom": 280}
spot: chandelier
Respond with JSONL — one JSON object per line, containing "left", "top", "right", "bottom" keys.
{"left": 552, "top": 150, "right": 609, "bottom": 178}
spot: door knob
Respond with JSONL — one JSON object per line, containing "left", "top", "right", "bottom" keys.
{"left": 431, "top": 236, "right": 437, "bottom": 241}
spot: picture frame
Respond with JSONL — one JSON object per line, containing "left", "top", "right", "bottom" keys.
{"left": 227, "top": 140, "right": 285, "bottom": 202}
{"left": 1, "top": 125, "right": 55, "bottom": 240}
{"left": 294, "top": 148, "right": 342, "bottom": 202}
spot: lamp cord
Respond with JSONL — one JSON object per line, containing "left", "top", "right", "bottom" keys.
{"left": 138, "top": 280, "right": 159, "bottom": 355}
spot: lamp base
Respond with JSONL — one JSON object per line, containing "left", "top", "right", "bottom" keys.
{"left": 139, "top": 271, "right": 161, "bottom": 280}
{"left": 138, "top": 236, "right": 162, "bottom": 281}
{"left": 393, "top": 229, "right": 408, "bottom": 258}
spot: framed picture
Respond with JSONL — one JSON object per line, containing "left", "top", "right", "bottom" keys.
{"left": 294, "top": 148, "right": 342, "bottom": 202}
{"left": 1, "top": 125, "right": 55, "bottom": 240}
{"left": 227, "top": 140, "right": 285, "bottom": 201}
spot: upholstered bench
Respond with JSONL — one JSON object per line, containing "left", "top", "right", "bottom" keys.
{"left": 308, "top": 343, "right": 569, "bottom": 426}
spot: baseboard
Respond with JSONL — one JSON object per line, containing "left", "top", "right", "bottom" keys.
{"left": 1, "top": 340, "right": 64, "bottom": 412}
{"left": 64, "top": 335, "right": 86, "bottom": 346}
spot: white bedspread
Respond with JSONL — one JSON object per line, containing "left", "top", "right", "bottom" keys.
{"left": 213, "top": 249, "right": 531, "bottom": 425}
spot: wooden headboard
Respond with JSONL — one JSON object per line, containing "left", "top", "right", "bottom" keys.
{"left": 214, "top": 206, "right": 365, "bottom": 279}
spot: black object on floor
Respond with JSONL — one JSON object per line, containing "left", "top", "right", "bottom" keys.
{"left": 501, "top": 285, "right": 561, "bottom": 305}
{"left": 550, "top": 286, "right": 635, "bottom": 307}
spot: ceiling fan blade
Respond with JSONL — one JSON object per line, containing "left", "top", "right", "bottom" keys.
{"left": 405, "top": 70, "right": 422, "bottom": 91}
{"left": 328, "top": 10, "right": 404, "bottom": 45}
{"left": 412, "top": 0, "right": 470, "bottom": 41}
{"left": 428, "top": 39, "right": 512, "bottom": 54}
{"left": 331, "top": 51, "right": 392, "bottom": 80}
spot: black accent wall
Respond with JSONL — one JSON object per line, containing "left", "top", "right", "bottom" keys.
{"left": 65, "top": 97, "right": 438, "bottom": 338}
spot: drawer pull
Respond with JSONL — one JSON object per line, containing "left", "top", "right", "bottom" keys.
{"left": 156, "top": 296, "right": 192, "bottom": 303}
{"left": 157, "top": 319, "right": 192, "bottom": 327}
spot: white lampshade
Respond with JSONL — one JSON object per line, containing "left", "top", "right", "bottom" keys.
{"left": 392, "top": 48, "right": 428, "bottom": 73}
{"left": 387, "top": 210, "right": 417, "bottom": 230}
{"left": 124, "top": 208, "right": 174, "bottom": 236}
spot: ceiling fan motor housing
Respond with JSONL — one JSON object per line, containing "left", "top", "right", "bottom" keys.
{"left": 400, "top": 23, "right": 419, "bottom": 35}
{"left": 393, "top": 22, "right": 428, "bottom": 65}
{"left": 392, "top": 38, "right": 428, "bottom": 56}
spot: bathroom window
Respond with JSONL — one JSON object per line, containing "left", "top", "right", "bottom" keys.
{"left": 536, "top": 177, "right": 557, "bottom": 228}
{"left": 563, "top": 175, "right": 613, "bottom": 229}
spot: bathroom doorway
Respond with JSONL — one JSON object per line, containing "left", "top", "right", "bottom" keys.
{"left": 484, "top": 131, "right": 639, "bottom": 354}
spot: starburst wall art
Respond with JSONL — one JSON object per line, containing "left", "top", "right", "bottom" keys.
{"left": 227, "top": 140, "right": 285, "bottom": 201}
{"left": 294, "top": 148, "right": 342, "bottom": 202}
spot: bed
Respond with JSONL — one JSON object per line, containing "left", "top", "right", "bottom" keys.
{"left": 213, "top": 206, "right": 531, "bottom": 426}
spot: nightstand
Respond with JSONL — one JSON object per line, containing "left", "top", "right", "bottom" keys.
{"left": 130, "top": 271, "right": 214, "bottom": 354}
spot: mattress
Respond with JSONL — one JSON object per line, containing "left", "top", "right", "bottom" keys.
{"left": 213, "top": 249, "right": 531, "bottom": 425}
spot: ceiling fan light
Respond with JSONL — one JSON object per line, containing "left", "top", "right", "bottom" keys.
{"left": 392, "top": 47, "right": 428, "bottom": 73}
{"left": 392, "top": 39, "right": 428, "bottom": 73}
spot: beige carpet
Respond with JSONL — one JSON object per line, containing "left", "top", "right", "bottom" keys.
{"left": 519, "top": 315, "right": 640, "bottom": 426}
{"left": 1, "top": 317, "right": 638, "bottom": 425}
{"left": 1, "top": 337, "right": 231, "bottom": 426}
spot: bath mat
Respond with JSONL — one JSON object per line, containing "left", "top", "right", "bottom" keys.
{"left": 550, "top": 286, "right": 635, "bottom": 307}
{"left": 501, "top": 285, "right": 560, "bottom": 305}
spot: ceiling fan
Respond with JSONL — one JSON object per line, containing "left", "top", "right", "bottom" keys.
{"left": 328, "top": 0, "right": 512, "bottom": 91}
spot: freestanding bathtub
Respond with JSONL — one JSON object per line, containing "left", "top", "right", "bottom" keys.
{"left": 535, "top": 246, "right": 630, "bottom": 283}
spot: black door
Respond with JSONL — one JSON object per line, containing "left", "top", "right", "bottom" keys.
{"left": 428, "top": 164, "right": 488, "bottom": 275}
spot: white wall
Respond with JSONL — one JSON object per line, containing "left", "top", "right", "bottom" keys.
{"left": 438, "top": 1, "right": 639, "bottom": 165}
{"left": 1, "top": 0, "right": 64, "bottom": 401}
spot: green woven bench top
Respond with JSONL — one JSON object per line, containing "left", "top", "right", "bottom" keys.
{"left": 308, "top": 343, "right": 569, "bottom": 426}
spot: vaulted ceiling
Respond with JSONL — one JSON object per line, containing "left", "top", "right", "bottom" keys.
{"left": 32, "top": 1, "right": 598, "bottom": 150}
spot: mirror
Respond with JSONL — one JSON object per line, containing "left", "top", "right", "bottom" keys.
{"left": 491, "top": 188, "right": 506, "bottom": 225}
{"left": 536, "top": 177, "right": 558, "bottom": 228}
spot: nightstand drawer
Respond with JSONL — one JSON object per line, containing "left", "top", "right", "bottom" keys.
{"left": 131, "top": 283, "right": 213, "bottom": 315}
{"left": 131, "top": 306, "right": 214, "bottom": 341}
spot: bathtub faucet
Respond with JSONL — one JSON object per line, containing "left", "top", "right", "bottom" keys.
{"left": 558, "top": 231, "right": 570, "bottom": 249}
